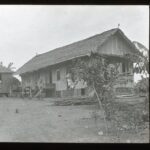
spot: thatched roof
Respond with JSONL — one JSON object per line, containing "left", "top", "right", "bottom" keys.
{"left": 17, "top": 28, "right": 138, "bottom": 75}
{"left": 0, "top": 65, "right": 12, "bottom": 73}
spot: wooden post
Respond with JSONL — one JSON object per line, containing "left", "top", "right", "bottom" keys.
{"left": 29, "top": 87, "right": 32, "bottom": 99}
{"left": 9, "top": 87, "right": 12, "bottom": 97}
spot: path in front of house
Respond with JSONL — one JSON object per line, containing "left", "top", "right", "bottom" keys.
{"left": 0, "top": 98, "right": 149, "bottom": 143}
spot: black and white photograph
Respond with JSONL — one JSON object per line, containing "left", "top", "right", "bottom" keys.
{"left": 0, "top": 5, "right": 149, "bottom": 143}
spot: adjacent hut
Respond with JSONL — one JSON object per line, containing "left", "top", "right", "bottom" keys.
{"left": 0, "top": 65, "right": 13, "bottom": 96}
{"left": 0, "top": 65, "right": 21, "bottom": 97}
{"left": 17, "top": 28, "right": 139, "bottom": 98}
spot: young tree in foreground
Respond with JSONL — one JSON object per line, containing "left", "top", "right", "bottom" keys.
{"left": 71, "top": 50, "right": 149, "bottom": 135}
{"left": 71, "top": 52, "right": 120, "bottom": 133}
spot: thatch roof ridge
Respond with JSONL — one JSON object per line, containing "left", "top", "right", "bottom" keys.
{"left": 37, "top": 28, "right": 118, "bottom": 56}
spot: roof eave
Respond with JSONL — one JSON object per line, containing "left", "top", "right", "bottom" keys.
{"left": 17, "top": 53, "right": 91, "bottom": 75}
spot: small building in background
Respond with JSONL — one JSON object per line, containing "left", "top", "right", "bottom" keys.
{"left": 0, "top": 65, "right": 20, "bottom": 97}
{"left": 0, "top": 65, "right": 13, "bottom": 96}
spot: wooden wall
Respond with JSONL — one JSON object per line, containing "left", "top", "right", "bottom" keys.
{"left": 98, "top": 33, "right": 134, "bottom": 56}
{"left": 21, "top": 63, "right": 68, "bottom": 91}
{"left": 21, "top": 32, "right": 135, "bottom": 95}
{"left": 21, "top": 61, "right": 88, "bottom": 93}
{"left": 52, "top": 64, "right": 67, "bottom": 91}
{"left": 0, "top": 73, "right": 12, "bottom": 94}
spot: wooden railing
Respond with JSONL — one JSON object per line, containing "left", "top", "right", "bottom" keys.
{"left": 118, "top": 72, "right": 133, "bottom": 77}
{"left": 115, "top": 72, "right": 134, "bottom": 95}
{"left": 115, "top": 72, "right": 134, "bottom": 85}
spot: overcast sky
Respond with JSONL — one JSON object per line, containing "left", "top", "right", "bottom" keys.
{"left": 0, "top": 5, "right": 149, "bottom": 72}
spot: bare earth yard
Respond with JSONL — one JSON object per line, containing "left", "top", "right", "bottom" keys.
{"left": 0, "top": 97, "right": 149, "bottom": 143}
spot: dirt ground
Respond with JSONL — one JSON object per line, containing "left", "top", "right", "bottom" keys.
{"left": 0, "top": 97, "right": 149, "bottom": 143}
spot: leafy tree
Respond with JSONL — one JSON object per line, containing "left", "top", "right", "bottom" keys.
{"left": 125, "top": 52, "right": 149, "bottom": 76}
{"left": 71, "top": 49, "right": 149, "bottom": 134}
{"left": 71, "top": 52, "right": 120, "bottom": 133}
{"left": 0, "top": 61, "right": 16, "bottom": 71}
{"left": 7, "top": 62, "right": 16, "bottom": 71}
{"left": 125, "top": 50, "right": 149, "bottom": 113}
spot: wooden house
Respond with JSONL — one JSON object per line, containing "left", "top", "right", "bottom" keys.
{"left": 0, "top": 65, "right": 13, "bottom": 96}
{"left": 17, "top": 28, "right": 139, "bottom": 97}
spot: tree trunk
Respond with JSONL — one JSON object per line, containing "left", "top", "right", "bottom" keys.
{"left": 93, "top": 84, "right": 108, "bottom": 134}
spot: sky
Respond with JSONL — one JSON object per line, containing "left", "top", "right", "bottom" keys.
{"left": 0, "top": 5, "right": 149, "bottom": 81}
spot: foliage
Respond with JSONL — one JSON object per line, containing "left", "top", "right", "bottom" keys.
{"left": 134, "top": 77, "right": 149, "bottom": 94}
{"left": 72, "top": 51, "right": 149, "bottom": 135}
{"left": 71, "top": 53, "right": 119, "bottom": 92}
{"left": 71, "top": 53, "right": 120, "bottom": 133}
{"left": 125, "top": 51, "right": 149, "bottom": 113}
{"left": 125, "top": 51, "right": 149, "bottom": 75}
{"left": 7, "top": 62, "right": 16, "bottom": 70}
{"left": 10, "top": 77, "right": 21, "bottom": 89}
{"left": 109, "top": 102, "right": 148, "bottom": 135}
{"left": 0, "top": 61, "right": 15, "bottom": 71}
